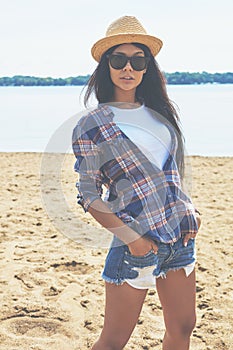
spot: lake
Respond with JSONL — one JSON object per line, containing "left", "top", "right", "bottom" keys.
{"left": 0, "top": 84, "right": 232, "bottom": 156}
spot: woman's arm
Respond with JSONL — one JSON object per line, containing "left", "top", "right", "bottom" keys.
{"left": 88, "top": 198, "right": 158, "bottom": 256}
{"left": 183, "top": 209, "right": 202, "bottom": 246}
{"left": 195, "top": 209, "right": 202, "bottom": 229}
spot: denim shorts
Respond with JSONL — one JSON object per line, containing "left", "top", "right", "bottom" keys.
{"left": 102, "top": 237, "right": 196, "bottom": 289}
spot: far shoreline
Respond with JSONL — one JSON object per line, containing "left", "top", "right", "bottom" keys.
{"left": 0, "top": 72, "right": 232, "bottom": 86}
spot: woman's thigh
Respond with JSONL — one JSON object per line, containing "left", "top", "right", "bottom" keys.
{"left": 156, "top": 269, "right": 196, "bottom": 335}
{"left": 100, "top": 282, "right": 148, "bottom": 347}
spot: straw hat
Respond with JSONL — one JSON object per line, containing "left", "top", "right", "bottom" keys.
{"left": 91, "top": 16, "right": 163, "bottom": 62}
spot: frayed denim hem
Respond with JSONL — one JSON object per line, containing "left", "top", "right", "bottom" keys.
{"left": 101, "top": 273, "right": 125, "bottom": 286}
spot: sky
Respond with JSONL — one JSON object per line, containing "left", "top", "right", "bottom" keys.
{"left": 0, "top": 0, "right": 232, "bottom": 77}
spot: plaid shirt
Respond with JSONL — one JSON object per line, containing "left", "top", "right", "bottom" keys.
{"left": 72, "top": 105, "right": 198, "bottom": 243}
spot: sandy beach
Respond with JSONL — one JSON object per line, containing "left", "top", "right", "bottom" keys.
{"left": 0, "top": 152, "right": 232, "bottom": 350}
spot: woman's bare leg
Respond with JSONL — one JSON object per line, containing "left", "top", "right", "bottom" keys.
{"left": 156, "top": 269, "right": 196, "bottom": 350}
{"left": 91, "top": 282, "right": 148, "bottom": 350}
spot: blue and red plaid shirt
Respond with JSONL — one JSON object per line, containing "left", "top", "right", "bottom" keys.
{"left": 72, "top": 105, "right": 198, "bottom": 244}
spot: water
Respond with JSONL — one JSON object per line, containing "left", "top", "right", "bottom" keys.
{"left": 0, "top": 84, "right": 232, "bottom": 156}
{"left": 168, "top": 84, "right": 233, "bottom": 156}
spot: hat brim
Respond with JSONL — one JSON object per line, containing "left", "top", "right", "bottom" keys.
{"left": 91, "top": 34, "right": 163, "bottom": 62}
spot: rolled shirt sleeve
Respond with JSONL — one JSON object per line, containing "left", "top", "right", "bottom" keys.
{"left": 72, "top": 117, "right": 104, "bottom": 212}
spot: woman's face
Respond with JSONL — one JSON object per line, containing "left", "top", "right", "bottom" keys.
{"left": 108, "top": 43, "right": 147, "bottom": 102}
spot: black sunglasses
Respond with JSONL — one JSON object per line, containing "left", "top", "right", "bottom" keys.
{"left": 107, "top": 54, "right": 150, "bottom": 71}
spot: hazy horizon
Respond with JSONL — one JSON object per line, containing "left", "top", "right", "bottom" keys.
{"left": 1, "top": 0, "right": 232, "bottom": 78}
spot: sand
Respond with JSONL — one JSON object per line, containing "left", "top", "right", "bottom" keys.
{"left": 0, "top": 152, "right": 232, "bottom": 350}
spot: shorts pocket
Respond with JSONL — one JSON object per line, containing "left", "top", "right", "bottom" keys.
{"left": 124, "top": 249, "right": 158, "bottom": 269}
{"left": 172, "top": 237, "right": 196, "bottom": 266}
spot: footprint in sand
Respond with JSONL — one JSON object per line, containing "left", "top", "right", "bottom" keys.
{"left": 1, "top": 305, "right": 71, "bottom": 338}
{"left": 5, "top": 318, "right": 63, "bottom": 337}
{"left": 50, "top": 260, "right": 95, "bottom": 274}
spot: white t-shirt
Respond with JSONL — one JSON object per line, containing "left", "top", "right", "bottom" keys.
{"left": 110, "top": 104, "right": 172, "bottom": 169}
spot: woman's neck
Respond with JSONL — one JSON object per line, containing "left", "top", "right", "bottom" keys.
{"left": 113, "top": 89, "right": 136, "bottom": 104}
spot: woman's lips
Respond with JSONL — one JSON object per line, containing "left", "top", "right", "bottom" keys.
{"left": 120, "top": 76, "right": 134, "bottom": 80}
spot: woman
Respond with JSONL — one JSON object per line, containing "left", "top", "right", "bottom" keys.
{"left": 72, "top": 15, "right": 201, "bottom": 350}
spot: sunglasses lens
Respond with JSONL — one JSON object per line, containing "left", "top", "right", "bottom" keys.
{"left": 108, "top": 55, "right": 149, "bottom": 71}
{"left": 130, "top": 56, "right": 147, "bottom": 71}
{"left": 109, "top": 55, "right": 127, "bottom": 70}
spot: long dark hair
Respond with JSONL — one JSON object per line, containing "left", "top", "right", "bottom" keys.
{"left": 83, "top": 43, "right": 185, "bottom": 177}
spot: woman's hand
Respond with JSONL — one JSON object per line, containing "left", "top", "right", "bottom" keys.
{"left": 127, "top": 236, "right": 158, "bottom": 256}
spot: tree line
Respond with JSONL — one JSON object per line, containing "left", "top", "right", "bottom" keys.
{"left": 0, "top": 72, "right": 232, "bottom": 86}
